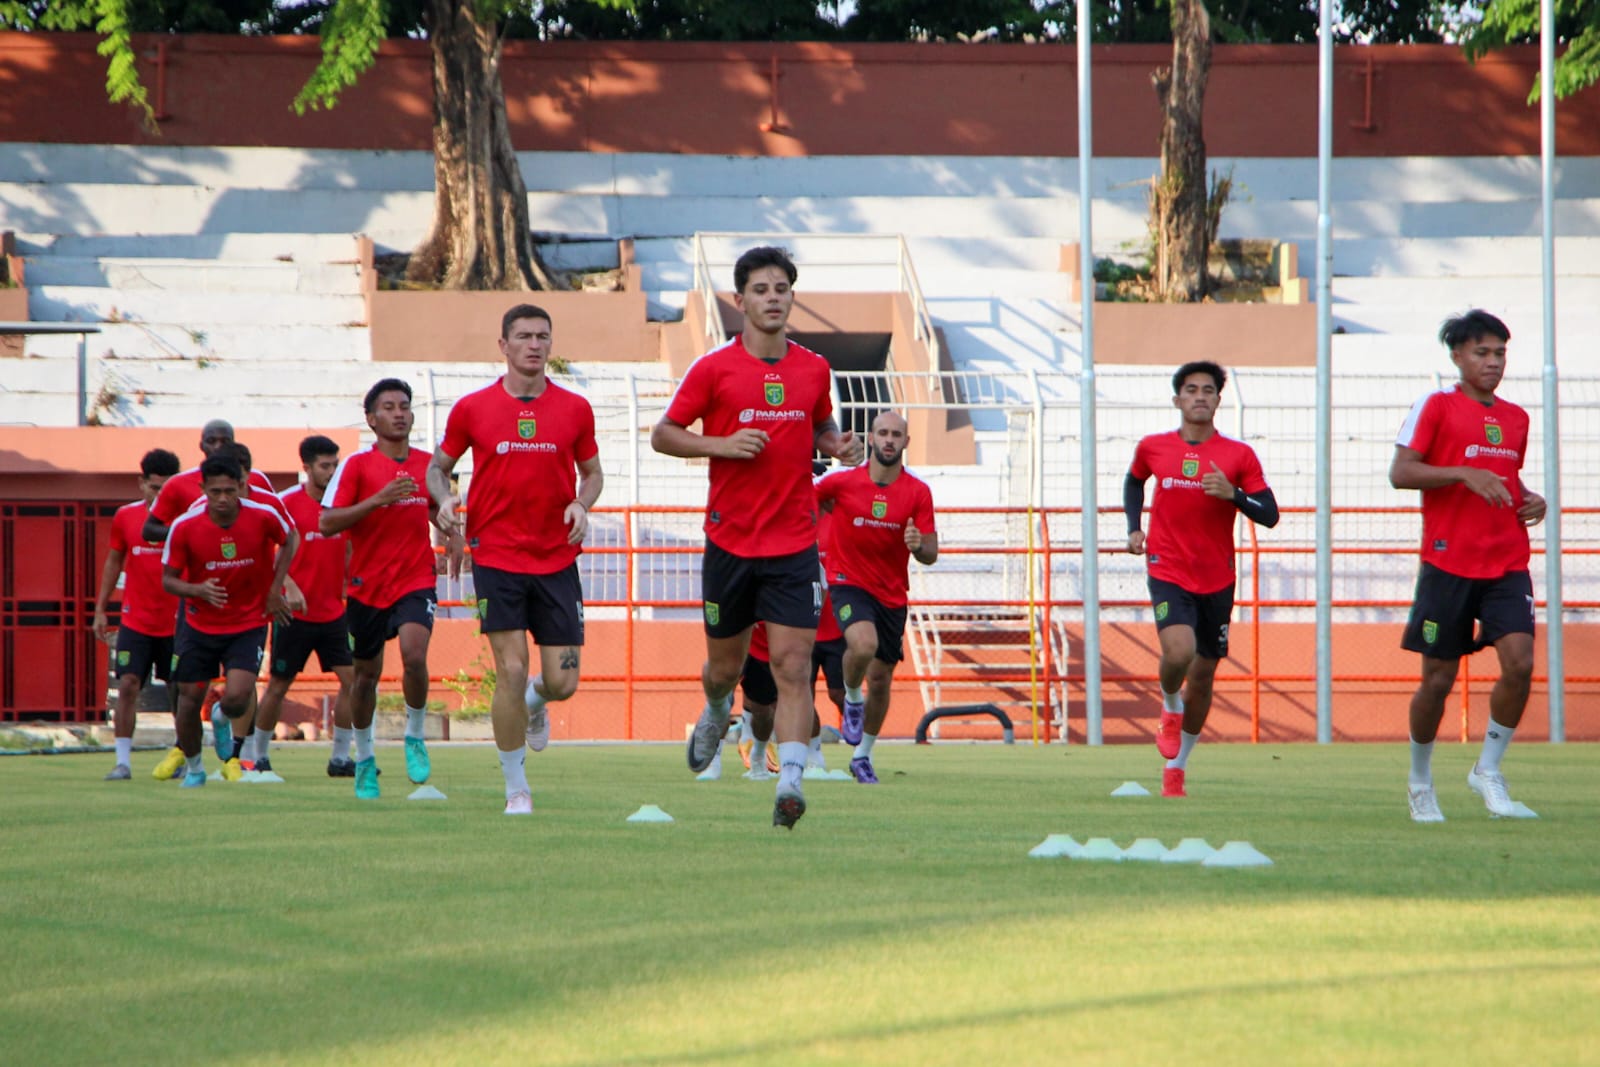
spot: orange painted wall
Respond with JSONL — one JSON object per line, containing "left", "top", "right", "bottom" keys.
{"left": 2, "top": 35, "right": 1597, "bottom": 157}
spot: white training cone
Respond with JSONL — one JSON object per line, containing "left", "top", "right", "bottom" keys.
{"left": 1028, "top": 834, "right": 1084, "bottom": 859}
{"left": 1075, "top": 837, "right": 1124, "bottom": 862}
{"left": 208, "top": 769, "right": 225, "bottom": 782}
{"left": 407, "top": 785, "right": 448, "bottom": 800}
{"left": 1202, "top": 841, "right": 1273, "bottom": 868}
{"left": 627, "top": 804, "right": 674, "bottom": 823}
{"left": 1160, "top": 838, "right": 1217, "bottom": 864}
{"left": 1120, "top": 837, "right": 1168, "bottom": 862}
{"left": 1110, "top": 781, "right": 1152, "bottom": 797}
{"left": 242, "top": 770, "right": 285, "bottom": 784}
{"left": 1494, "top": 801, "right": 1539, "bottom": 819}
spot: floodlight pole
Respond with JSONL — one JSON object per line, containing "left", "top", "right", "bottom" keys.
{"left": 1540, "top": 0, "right": 1565, "bottom": 742}
{"left": 1314, "top": 0, "right": 1334, "bottom": 743}
{"left": 1077, "top": 1, "right": 1103, "bottom": 745}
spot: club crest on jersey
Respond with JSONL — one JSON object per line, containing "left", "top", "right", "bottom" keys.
{"left": 1485, "top": 424, "right": 1503, "bottom": 445}
{"left": 764, "top": 382, "right": 785, "bottom": 406}
{"left": 1181, "top": 459, "right": 1199, "bottom": 478}
{"left": 517, "top": 417, "right": 537, "bottom": 440}
{"left": 1422, "top": 620, "right": 1438, "bottom": 644}
{"left": 871, "top": 500, "right": 888, "bottom": 519}
{"left": 221, "top": 542, "right": 237, "bottom": 560}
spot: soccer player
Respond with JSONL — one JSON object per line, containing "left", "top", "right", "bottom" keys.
{"left": 142, "top": 418, "right": 275, "bottom": 543}
{"left": 651, "top": 245, "right": 863, "bottom": 828}
{"left": 1390, "top": 310, "right": 1546, "bottom": 823}
{"left": 322, "top": 379, "right": 453, "bottom": 799}
{"left": 93, "top": 448, "right": 182, "bottom": 780}
{"left": 428, "top": 304, "right": 603, "bottom": 816}
{"left": 153, "top": 455, "right": 293, "bottom": 787}
{"left": 1125, "top": 361, "right": 1279, "bottom": 798}
{"left": 720, "top": 620, "right": 833, "bottom": 782}
{"left": 816, "top": 410, "right": 939, "bottom": 784}
{"left": 253, "top": 435, "right": 356, "bottom": 777}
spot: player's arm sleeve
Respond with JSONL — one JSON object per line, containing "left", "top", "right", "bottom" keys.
{"left": 1233, "top": 485, "right": 1279, "bottom": 528}
{"left": 160, "top": 521, "right": 186, "bottom": 571}
{"left": 577, "top": 400, "right": 599, "bottom": 463}
{"left": 149, "top": 482, "right": 180, "bottom": 526}
{"left": 440, "top": 397, "right": 472, "bottom": 460}
{"left": 1123, "top": 473, "right": 1146, "bottom": 533}
{"left": 109, "top": 514, "right": 130, "bottom": 553}
{"left": 662, "top": 361, "right": 709, "bottom": 428}
{"left": 916, "top": 486, "right": 936, "bottom": 534}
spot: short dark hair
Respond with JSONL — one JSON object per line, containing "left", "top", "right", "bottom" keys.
{"left": 140, "top": 448, "right": 180, "bottom": 478}
{"left": 1173, "top": 360, "right": 1226, "bottom": 394}
{"left": 298, "top": 434, "right": 340, "bottom": 464}
{"left": 215, "top": 441, "right": 252, "bottom": 473}
{"left": 733, "top": 246, "right": 797, "bottom": 293}
{"left": 501, "top": 303, "right": 552, "bottom": 339}
{"left": 364, "top": 377, "right": 412, "bottom": 414}
{"left": 199, "top": 455, "right": 243, "bottom": 484}
{"left": 1439, "top": 309, "right": 1511, "bottom": 349}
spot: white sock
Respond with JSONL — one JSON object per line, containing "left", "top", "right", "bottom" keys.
{"left": 331, "top": 726, "right": 353, "bottom": 762}
{"left": 185, "top": 754, "right": 204, "bottom": 776}
{"left": 1166, "top": 730, "right": 1201, "bottom": 770}
{"left": 807, "top": 733, "right": 823, "bottom": 764}
{"left": 1478, "top": 718, "right": 1516, "bottom": 774}
{"left": 739, "top": 712, "right": 753, "bottom": 743}
{"left": 844, "top": 684, "right": 865, "bottom": 705}
{"left": 114, "top": 738, "right": 133, "bottom": 766}
{"left": 707, "top": 692, "right": 733, "bottom": 718}
{"left": 1161, "top": 689, "right": 1183, "bottom": 714}
{"left": 854, "top": 732, "right": 877, "bottom": 760}
{"left": 749, "top": 740, "right": 767, "bottom": 769}
{"left": 499, "top": 747, "right": 530, "bottom": 797}
{"left": 777, "top": 741, "right": 808, "bottom": 790}
{"left": 1409, "top": 738, "right": 1434, "bottom": 789}
{"left": 404, "top": 704, "right": 427, "bottom": 739}
{"left": 524, "top": 674, "right": 546, "bottom": 712}
{"left": 252, "top": 728, "right": 272, "bottom": 761}
{"left": 354, "top": 725, "right": 374, "bottom": 763}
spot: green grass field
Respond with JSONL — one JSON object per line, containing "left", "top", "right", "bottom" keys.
{"left": 3, "top": 741, "right": 1598, "bottom": 1067}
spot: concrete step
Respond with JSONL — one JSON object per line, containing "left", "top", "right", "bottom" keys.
{"left": 17, "top": 322, "right": 371, "bottom": 362}
{"left": 20, "top": 256, "right": 363, "bottom": 295}
{"left": 28, "top": 286, "right": 366, "bottom": 328}
{"left": 1334, "top": 275, "right": 1600, "bottom": 304}
{"left": 1325, "top": 236, "right": 1600, "bottom": 277}
{"left": 14, "top": 232, "right": 363, "bottom": 262}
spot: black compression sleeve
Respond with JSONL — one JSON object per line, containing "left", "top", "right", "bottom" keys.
{"left": 1234, "top": 485, "right": 1280, "bottom": 528}
{"left": 1124, "top": 474, "right": 1146, "bottom": 533}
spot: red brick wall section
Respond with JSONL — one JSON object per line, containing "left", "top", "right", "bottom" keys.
{"left": 2, "top": 34, "right": 1597, "bottom": 157}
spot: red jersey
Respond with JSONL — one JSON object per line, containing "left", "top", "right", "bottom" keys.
{"left": 186, "top": 485, "right": 295, "bottom": 532}
{"left": 664, "top": 336, "right": 834, "bottom": 558}
{"left": 150, "top": 465, "right": 275, "bottom": 526}
{"left": 815, "top": 466, "right": 936, "bottom": 609}
{"left": 280, "top": 485, "right": 347, "bottom": 623}
{"left": 323, "top": 445, "right": 437, "bottom": 609}
{"left": 1130, "top": 430, "right": 1268, "bottom": 595}
{"left": 440, "top": 377, "right": 599, "bottom": 574}
{"left": 109, "top": 500, "right": 179, "bottom": 637}
{"left": 1396, "top": 384, "right": 1531, "bottom": 579}
{"left": 162, "top": 499, "right": 289, "bottom": 634}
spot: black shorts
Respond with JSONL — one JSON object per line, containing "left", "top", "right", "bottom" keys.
{"left": 1148, "top": 577, "right": 1235, "bottom": 661}
{"left": 702, "top": 540, "right": 821, "bottom": 637}
{"left": 270, "top": 614, "right": 354, "bottom": 679}
{"left": 1402, "top": 564, "right": 1534, "bottom": 660}
{"left": 829, "top": 584, "right": 907, "bottom": 666}
{"left": 347, "top": 589, "right": 436, "bottom": 662}
{"left": 113, "top": 625, "right": 174, "bottom": 685}
{"left": 740, "top": 637, "right": 847, "bottom": 708}
{"left": 173, "top": 625, "right": 267, "bottom": 684}
{"left": 473, "top": 562, "right": 585, "bottom": 646}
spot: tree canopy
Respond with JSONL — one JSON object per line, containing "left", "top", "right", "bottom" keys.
{"left": 1460, "top": 0, "right": 1600, "bottom": 99}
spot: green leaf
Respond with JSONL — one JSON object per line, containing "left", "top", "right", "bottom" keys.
{"left": 292, "top": 0, "right": 387, "bottom": 114}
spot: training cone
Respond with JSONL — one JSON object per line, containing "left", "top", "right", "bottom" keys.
{"left": 1202, "top": 841, "right": 1273, "bottom": 868}
{"left": 1074, "top": 837, "right": 1124, "bottom": 862}
{"left": 627, "top": 804, "right": 674, "bottom": 823}
{"left": 1120, "top": 837, "right": 1168, "bottom": 862}
{"left": 803, "top": 767, "right": 852, "bottom": 781}
{"left": 1028, "top": 834, "right": 1084, "bottom": 859}
{"left": 241, "top": 770, "right": 285, "bottom": 784}
{"left": 407, "top": 785, "right": 448, "bottom": 801}
{"left": 1160, "top": 838, "right": 1217, "bottom": 864}
{"left": 1493, "top": 801, "right": 1539, "bottom": 819}
{"left": 1110, "top": 781, "right": 1152, "bottom": 797}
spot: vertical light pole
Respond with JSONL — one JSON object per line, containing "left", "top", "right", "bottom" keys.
{"left": 1539, "top": 0, "right": 1565, "bottom": 741}
{"left": 1078, "top": 0, "right": 1103, "bottom": 745}
{"left": 1315, "top": 0, "right": 1334, "bottom": 743}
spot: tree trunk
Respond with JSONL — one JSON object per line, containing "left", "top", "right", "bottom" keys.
{"left": 407, "top": 0, "right": 553, "bottom": 290}
{"left": 1150, "top": 0, "right": 1212, "bottom": 303}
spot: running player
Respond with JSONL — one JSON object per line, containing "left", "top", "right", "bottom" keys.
{"left": 1391, "top": 310, "right": 1546, "bottom": 822}
{"left": 429, "top": 304, "right": 603, "bottom": 816}
{"left": 142, "top": 419, "right": 274, "bottom": 543}
{"left": 651, "top": 245, "right": 863, "bottom": 828}
{"left": 93, "top": 448, "right": 182, "bottom": 780}
{"left": 322, "top": 379, "right": 453, "bottom": 799}
{"left": 153, "top": 454, "right": 293, "bottom": 786}
{"left": 253, "top": 435, "right": 356, "bottom": 778}
{"left": 1125, "top": 361, "right": 1279, "bottom": 798}
{"left": 816, "top": 410, "right": 938, "bottom": 784}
